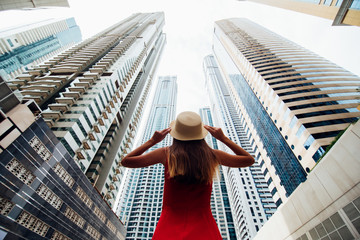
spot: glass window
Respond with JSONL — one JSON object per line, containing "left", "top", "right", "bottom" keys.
{"left": 304, "top": 135, "right": 315, "bottom": 150}
{"left": 7, "top": 39, "right": 14, "bottom": 47}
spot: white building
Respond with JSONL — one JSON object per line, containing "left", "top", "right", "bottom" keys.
{"left": 203, "top": 55, "right": 277, "bottom": 240}
{"left": 12, "top": 12, "right": 166, "bottom": 207}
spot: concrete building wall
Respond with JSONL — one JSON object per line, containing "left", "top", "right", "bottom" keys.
{"left": 244, "top": 0, "right": 360, "bottom": 26}
{"left": 253, "top": 120, "right": 360, "bottom": 240}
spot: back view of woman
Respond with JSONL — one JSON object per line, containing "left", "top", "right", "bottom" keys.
{"left": 122, "top": 111, "right": 254, "bottom": 239}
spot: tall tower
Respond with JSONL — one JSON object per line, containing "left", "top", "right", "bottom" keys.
{"left": 116, "top": 76, "right": 177, "bottom": 240}
{"left": 0, "top": 18, "right": 82, "bottom": 82}
{"left": 0, "top": 0, "right": 69, "bottom": 11}
{"left": 212, "top": 18, "right": 360, "bottom": 203}
{"left": 240, "top": 0, "right": 360, "bottom": 26}
{"left": 199, "top": 107, "right": 237, "bottom": 240}
{"left": 10, "top": 12, "right": 166, "bottom": 207}
{"left": 0, "top": 76, "right": 126, "bottom": 239}
{"left": 203, "top": 56, "right": 277, "bottom": 240}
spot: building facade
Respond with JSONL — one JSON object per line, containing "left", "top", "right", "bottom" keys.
{"left": 0, "top": 17, "right": 81, "bottom": 82}
{"left": 0, "top": 76, "right": 126, "bottom": 240}
{"left": 253, "top": 120, "right": 360, "bottom": 240}
{"left": 242, "top": 0, "right": 360, "bottom": 26}
{"left": 212, "top": 18, "right": 360, "bottom": 204}
{"left": 115, "top": 75, "right": 177, "bottom": 239}
{"left": 203, "top": 56, "right": 277, "bottom": 240}
{"left": 0, "top": 0, "right": 69, "bottom": 11}
{"left": 199, "top": 107, "right": 237, "bottom": 240}
{"left": 10, "top": 12, "right": 166, "bottom": 207}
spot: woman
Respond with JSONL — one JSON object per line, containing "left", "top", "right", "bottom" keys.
{"left": 121, "top": 111, "right": 254, "bottom": 239}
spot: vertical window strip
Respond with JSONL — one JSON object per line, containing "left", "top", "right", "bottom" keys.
{"left": 86, "top": 224, "right": 101, "bottom": 240}
{"left": 93, "top": 205, "right": 106, "bottom": 223}
{"left": 29, "top": 136, "right": 52, "bottom": 162}
{"left": 16, "top": 210, "right": 50, "bottom": 237}
{"left": 5, "top": 158, "right": 36, "bottom": 186}
{"left": 53, "top": 163, "right": 75, "bottom": 188}
{"left": 0, "top": 197, "right": 15, "bottom": 216}
{"left": 64, "top": 206, "right": 85, "bottom": 228}
{"left": 75, "top": 187, "right": 93, "bottom": 209}
{"left": 36, "top": 184, "right": 63, "bottom": 210}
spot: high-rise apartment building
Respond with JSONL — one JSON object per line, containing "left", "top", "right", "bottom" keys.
{"left": 241, "top": 0, "right": 360, "bottom": 26}
{"left": 0, "top": 18, "right": 82, "bottom": 82}
{"left": 212, "top": 18, "right": 360, "bottom": 204}
{"left": 0, "top": 0, "right": 69, "bottom": 11}
{"left": 116, "top": 76, "right": 177, "bottom": 240}
{"left": 203, "top": 56, "right": 277, "bottom": 240}
{"left": 199, "top": 107, "right": 237, "bottom": 240}
{"left": 10, "top": 12, "right": 166, "bottom": 207}
{"left": 0, "top": 76, "right": 126, "bottom": 240}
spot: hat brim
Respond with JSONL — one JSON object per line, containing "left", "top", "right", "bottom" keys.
{"left": 169, "top": 120, "right": 208, "bottom": 141}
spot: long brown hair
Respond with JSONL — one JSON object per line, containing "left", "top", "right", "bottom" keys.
{"left": 168, "top": 139, "right": 218, "bottom": 184}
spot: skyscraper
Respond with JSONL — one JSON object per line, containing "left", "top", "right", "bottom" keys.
{"left": 0, "top": 0, "right": 69, "bottom": 11}
{"left": 0, "top": 17, "right": 82, "bottom": 82}
{"left": 199, "top": 107, "right": 237, "bottom": 240}
{"left": 203, "top": 56, "right": 277, "bottom": 240}
{"left": 11, "top": 12, "right": 166, "bottom": 207}
{"left": 212, "top": 18, "right": 360, "bottom": 203}
{"left": 0, "top": 76, "right": 126, "bottom": 240}
{"left": 116, "top": 75, "right": 177, "bottom": 240}
{"left": 241, "top": 0, "right": 360, "bottom": 26}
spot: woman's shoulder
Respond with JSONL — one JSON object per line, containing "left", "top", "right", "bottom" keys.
{"left": 152, "top": 146, "right": 169, "bottom": 165}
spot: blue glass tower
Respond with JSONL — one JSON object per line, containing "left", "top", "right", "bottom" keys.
{"left": 203, "top": 56, "right": 277, "bottom": 240}
{"left": 212, "top": 18, "right": 359, "bottom": 205}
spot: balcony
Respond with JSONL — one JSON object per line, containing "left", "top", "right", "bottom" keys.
{"left": 21, "top": 84, "right": 56, "bottom": 92}
{"left": 21, "top": 95, "right": 43, "bottom": 104}
{"left": 55, "top": 97, "right": 75, "bottom": 105}
{"left": 62, "top": 91, "right": 80, "bottom": 99}
{"left": 41, "top": 110, "right": 62, "bottom": 120}
{"left": 50, "top": 66, "right": 81, "bottom": 73}
{"left": 28, "top": 80, "right": 62, "bottom": 87}
{"left": 16, "top": 74, "right": 34, "bottom": 81}
{"left": 48, "top": 103, "right": 69, "bottom": 112}
{"left": 35, "top": 75, "right": 68, "bottom": 83}
{"left": 20, "top": 89, "right": 49, "bottom": 97}
{"left": 68, "top": 86, "right": 86, "bottom": 93}
{"left": 74, "top": 82, "right": 90, "bottom": 88}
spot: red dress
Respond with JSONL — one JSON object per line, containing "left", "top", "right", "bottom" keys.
{"left": 152, "top": 160, "right": 222, "bottom": 240}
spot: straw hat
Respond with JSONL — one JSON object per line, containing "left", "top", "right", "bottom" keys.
{"left": 169, "top": 111, "right": 208, "bottom": 141}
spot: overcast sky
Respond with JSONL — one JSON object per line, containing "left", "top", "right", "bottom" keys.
{"left": 1, "top": 0, "right": 359, "bottom": 115}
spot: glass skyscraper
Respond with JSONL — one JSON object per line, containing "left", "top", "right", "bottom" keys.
{"left": 0, "top": 76, "right": 126, "bottom": 240}
{"left": 115, "top": 75, "right": 177, "bottom": 240}
{"left": 0, "top": 18, "right": 82, "bottom": 82}
{"left": 212, "top": 18, "right": 359, "bottom": 205}
{"left": 203, "top": 57, "right": 277, "bottom": 240}
{"left": 9, "top": 12, "right": 166, "bottom": 207}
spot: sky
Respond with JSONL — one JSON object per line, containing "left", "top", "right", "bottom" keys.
{"left": 1, "top": 0, "right": 360, "bottom": 116}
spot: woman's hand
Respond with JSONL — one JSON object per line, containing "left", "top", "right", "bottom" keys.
{"left": 150, "top": 127, "right": 171, "bottom": 144}
{"left": 204, "top": 125, "right": 227, "bottom": 141}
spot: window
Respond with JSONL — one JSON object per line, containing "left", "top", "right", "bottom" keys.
{"left": 7, "top": 39, "right": 14, "bottom": 47}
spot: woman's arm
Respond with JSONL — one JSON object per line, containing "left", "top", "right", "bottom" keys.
{"left": 121, "top": 128, "right": 171, "bottom": 168}
{"left": 204, "top": 125, "right": 255, "bottom": 168}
